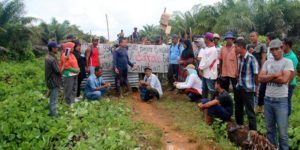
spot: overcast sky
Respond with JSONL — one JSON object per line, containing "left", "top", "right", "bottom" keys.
{"left": 24, "top": 0, "right": 220, "bottom": 40}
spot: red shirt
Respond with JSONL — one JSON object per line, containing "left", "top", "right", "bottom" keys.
{"left": 90, "top": 47, "right": 100, "bottom": 67}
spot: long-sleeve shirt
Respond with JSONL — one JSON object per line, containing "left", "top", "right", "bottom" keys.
{"left": 113, "top": 47, "right": 133, "bottom": 70}
{"left": 198, "top": 46, "right": 218, "bottom": 79}
{"left": 45, "top": 53, "right": 61, "bottom": 89}
{"left": 176, "top": 74, "right": 203, "bottom": 94}
{"left": 144, "top": 74, "right": 163, "bottom": 97}
{"left": 169, "top": 43, "right": 184, "bottom": 64}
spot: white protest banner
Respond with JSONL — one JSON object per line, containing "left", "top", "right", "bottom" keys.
{"left": 81, "top": 44, "right": 170, "bottom": 73}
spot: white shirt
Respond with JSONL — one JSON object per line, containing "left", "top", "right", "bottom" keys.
{"left": 144, "top": 74, "right": 163, "bottom": 97}
{"left": 198, "top": 46, "right": 218, "bottom": 79}
{"left": 176, "top": 74, "right": 202, "bottom": 94}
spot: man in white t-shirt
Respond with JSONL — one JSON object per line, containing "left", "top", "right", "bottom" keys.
{"left": 258, "top": 39, "right": 293, "bottom": 150}
{"left": 198, "top": 32, "right": 218, "bottom": 99}
{"left": 139, "top": 67, "right": 163, "bottom": 101}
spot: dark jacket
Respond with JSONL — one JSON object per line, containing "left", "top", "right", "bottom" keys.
{"left": 113, "top": 47, "right": 133, "bottom": 70}
{"left": 73, "top": 50, "right": 87, "bottom": 79}
{"left": 45, "top": 53, "right": 62, "bottom": 89}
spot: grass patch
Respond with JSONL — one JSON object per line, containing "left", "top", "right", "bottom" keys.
{"left": 156, "top": 94, "right": 239, "bottom": 150}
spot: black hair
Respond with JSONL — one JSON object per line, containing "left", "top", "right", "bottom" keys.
{"left": 234, "top": 39, "right": 246, "bottom": 49}
{"left": 73, "top": 40, "right": 81, "bottom": 50}
{"left": 283, "top": 38, "right": 293, "bottom": 48}
{"left": 250, "top": 31, "right": 259, "bottom": 36}
{"left": 144, "top": 67, "right": 152, "bottom": 72}
{"left": 95, "top": 66, "right": 102, "bottom": 73}
{"left": 48, "top": 46, "right": 53, "bottom": 52}
{"left": 119, "top": 37, "right": 127, "bottom": 44}
{"left": 265, "top": 32, "right": 276, "bottom": 40}
{"left": 216, "top": 78, "right": 226, "bottom": 89}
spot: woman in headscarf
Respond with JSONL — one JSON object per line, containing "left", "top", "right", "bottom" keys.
{"left": 175, "top": 64, "right": 202, "bottom": 102}
{"left": 73, "top": 40, "right": 86, "bottom": 101}
{"left": 178, "top": 40, "right": 195, "bottom": 82}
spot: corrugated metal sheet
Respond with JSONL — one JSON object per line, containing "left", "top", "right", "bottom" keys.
{"left": 80, "top": 71, "right": 139, "bottom": 90}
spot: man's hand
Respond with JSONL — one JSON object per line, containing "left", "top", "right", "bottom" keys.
{"left": 197, "top": 103, "right": 205, "bottom": 110}
{"left": 272, "top": 71, "right": 283, "bottom": 79}
{"left": 85, "top": 66, "right": 89, "bottom": 73}
{"left": 104, "top": 82, "right": 111, "bottom": 88}
{"left": 198, "top": 69, "right": 203, "bottom": 77}
{"left": 140, "top": 80, "right": 145, "bottom": 85}
{"left": 115, "top": 68, "right": 119, "bottom": 74}
{"left": 249, "top": 47, "right": 254, "bottom": 53}
{"left": 179, "top": 60, "right": 184, "bottom": 65}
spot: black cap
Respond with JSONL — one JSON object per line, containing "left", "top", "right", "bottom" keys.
{"left": 47, "top": 41, "right": 58, "bottom": 49}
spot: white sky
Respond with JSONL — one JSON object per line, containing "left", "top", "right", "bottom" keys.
{"left": 24, "top": 0, "right": 220, "bottom": 40}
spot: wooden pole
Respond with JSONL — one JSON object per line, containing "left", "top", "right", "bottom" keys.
{"left": 105, "top": 14, "right": 110, "bottom": 42}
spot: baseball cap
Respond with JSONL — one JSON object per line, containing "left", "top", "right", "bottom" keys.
{"left": 213, "top": 33, "right": 220, "bottom": 39}
{"left": 204, "top": 32, "right": 214, "bottom": 41}
{"left": 47, "top": 41, "right": 58, "bottom": 49}
{"left": 171, "top": 34, "right": 179, "bottom": 39}
{"left": 269, "top": 39, "right": 282, "bottom": 49}
{"left": 144, "top": 66, "right": 152, "bottom": 71}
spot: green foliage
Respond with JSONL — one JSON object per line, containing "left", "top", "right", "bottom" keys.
{"left": 255, "top": 85, "right": 300, "bottom": 149}
{"left": 0, "top": 58, "right": 148, "bottom": 149}
{"left": 0, "top": 0, "right": 36, "bottom": 61}
{"left": 168, "top": 0, "right": 300, "bottom": 38}
{"left": 36, "top": 18, "right": 94, "bottom": 45}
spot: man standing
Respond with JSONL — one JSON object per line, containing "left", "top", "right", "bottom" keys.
{"left": 213, "top": 33, "right": 222, "bottom": 55}
{"left": 132, "top": 27, "right": 139, "bottom": 43}
{"left": 45, "top": 41, "right": 61, "bottom": 116}
{"left": 85, "top": 67, "right": 110, "bottom": 100}
{"left": 258, "top": 39, "right": 293, "bottom": 150}
{"left": 113, "top": 38, "right": 135, "bottom": 98}
{"left": 167, "top": 34, "right": 183, "bottom": 91}
{"left": 86, "top": 37, "right": 100, "bottom": 75}
{"left": 198, "top": 32, "right": 218, "bottom": 99}
{"left": 139, "top": 67, "right": 163, "bottom": 102}
{"left": 229, "top": 39, "right": 258, "bottom": 132}
{"left": 247, "top": 31, "right": 267, "bottom": 112}
{"left": 282, "top": 38, "right": 298, "bottom": 116}
{"left": 219, "top": 31, "right": 237, "bottom": 94}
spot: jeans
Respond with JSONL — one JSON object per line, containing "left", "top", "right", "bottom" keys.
{"left": 264, "top": 97, "right": 289, "bottom": 150}
{"left": 202, "top": 78, "right": 216, "bottom": 99}
{"left": 288, "top": 85, "right": 296, "bottom": 116}
{"left": 167, "top": 64, "right": 179, "bottom": 87}
{"left": 63, "top": 76, "right": 78, "bottom": 105}
{"left": 86, "top": 89, "right": 108, "bottom": 100}
{"left": 202, "top": 98, "right": 231, "bottom": 121}
{"left": 258, "top": 83, "right": 267, "bottom": 106}
{"left": 139, "top": 86, "right": 160, "bottom": 101}
{"left": 49, "top": 88, "right": 59, "bottom": 116}
{"left": 235, "top": 88, "right": 257, "bottom": 130}
{"left": 184, "top": 88, "right": 202, "bottom": 102}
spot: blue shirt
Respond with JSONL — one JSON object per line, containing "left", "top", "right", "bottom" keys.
{"left": 169, "top": 43, "right": 184, "bottom": 64}
{"left": 113, "top": 47, "right": 133, "bottom": 70}
{"left": 85, "top": 74, "right": 105, "bottom": 94}
{"left": 237, "top": 52, "right": 259, "bottom": 92}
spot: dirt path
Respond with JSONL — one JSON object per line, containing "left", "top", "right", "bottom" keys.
{"left": 131, "top": 92, "right": 213, "bottom": 150}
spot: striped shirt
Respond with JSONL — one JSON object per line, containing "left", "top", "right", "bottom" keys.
{"left": 237, "top": 52, "right": 259, "bottom": 92}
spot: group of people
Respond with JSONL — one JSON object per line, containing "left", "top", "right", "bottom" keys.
{"left": 166, "top": 31, "right": 298, "bottom": 150}
{"left": 45, "top": 29, "right": 298, "bottom": 149}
